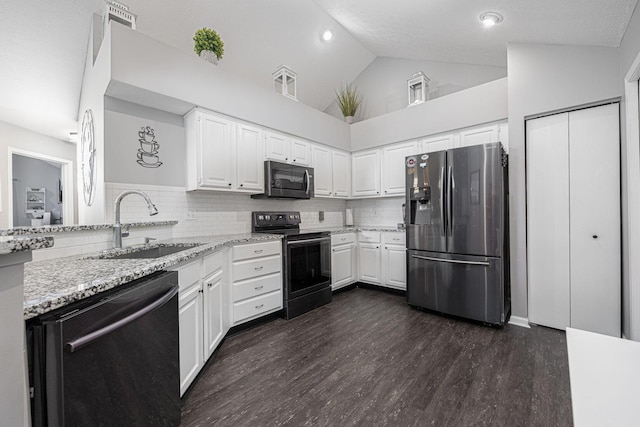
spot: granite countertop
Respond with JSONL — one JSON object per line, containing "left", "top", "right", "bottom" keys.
{"left": 0, "top": 236, "right": 54, "bottom": 255}
{"left": 0, "top": 220, "right": 178, "bottom": 236}
{"left": 23, "top": 233, "right": 281, "bottom": 319}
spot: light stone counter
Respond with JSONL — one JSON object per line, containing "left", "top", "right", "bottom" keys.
{"left": 0, "top": 220, "right": 178, "bottom": 236}
{"left": 23, "top": 233, "right": 281, "bottom": 319}
{"left": 0, "top": 236, "right": 54, "bottom": 255}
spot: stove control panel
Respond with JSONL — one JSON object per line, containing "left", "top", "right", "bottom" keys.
{"left": 252, "top": 211, "right": 301, "bottom": 228}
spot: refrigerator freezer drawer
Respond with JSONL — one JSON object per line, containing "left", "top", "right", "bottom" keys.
{"left": 407, "top": 250, "right": 505, "bottom": 325}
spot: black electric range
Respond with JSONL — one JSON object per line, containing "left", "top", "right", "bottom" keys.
{"left": 252, "top": 212, "right": 332, "bottom": 319}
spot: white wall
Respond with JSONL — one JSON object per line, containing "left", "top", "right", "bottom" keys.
{"left": 507, "top": 43, "right": 621, "bottom": 320}
{"left": 350, "top": 78, "right": 508, "bottom": 151}
{"left": 619, "top": 4, "right": 640, "bottom": 339}
{"left": 11, "top": 155, "right": 62, "bottom": 226}
{"left": 107, "top": 23, "right": 352, "bottom": 151}
{"left": 325, "top": 57, "right": 506, "bottom": 121}
{"left": 0, "top": 121, "right": 76, "bottom": 228}
{"left": 76, "top": 18, "right": 112, "bottom": 225}
{"left": 104, "top": 97, "right": 186, "bottom": 186}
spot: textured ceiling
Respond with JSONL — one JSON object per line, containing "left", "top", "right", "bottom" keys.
{"left": 312, "top": 0, "right": 638, "bottom": 66}
{"left": 0, "top": 0, "right": 637, "bottom": 141}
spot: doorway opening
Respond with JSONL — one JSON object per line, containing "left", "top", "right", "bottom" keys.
{"left": 8, "top": 148, "right": 75, "bottom": 227}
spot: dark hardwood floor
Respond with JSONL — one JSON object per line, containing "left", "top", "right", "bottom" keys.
{"left": 180, "top": 288, "right": 572, "bottom": 426}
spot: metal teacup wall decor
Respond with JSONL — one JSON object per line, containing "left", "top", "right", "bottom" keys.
{"left": 136, "top": 126, "right": 163, "bottom": 168}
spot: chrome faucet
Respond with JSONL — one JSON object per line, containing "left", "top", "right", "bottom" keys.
{"left": 113, "top": 190, "right": 158, "bottom": 248}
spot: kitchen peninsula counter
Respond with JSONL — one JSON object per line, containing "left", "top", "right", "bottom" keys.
{"left": 23, "top": 233, "right": 281, "bottom": 319}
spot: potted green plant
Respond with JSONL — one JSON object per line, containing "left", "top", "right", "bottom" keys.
{"left": 193, "top": 27, "right": 224, "bottom": 64}
{"left": 335, "top": 83, "right": 362, "bottom": 124}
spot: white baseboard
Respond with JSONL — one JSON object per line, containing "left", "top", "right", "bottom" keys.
{"left": 509, "top": 316, "right": 530, "bottom": 329}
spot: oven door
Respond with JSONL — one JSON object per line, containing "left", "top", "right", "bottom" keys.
{"left": 285, "top": 234, "right": 331, "bottom": 299}
{"left": 266, "top": 161, "right": 314, "bottom": 199}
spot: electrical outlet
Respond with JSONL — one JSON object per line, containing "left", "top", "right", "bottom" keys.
{"left": 186, "top": 211, "right": 197, "bottom": 220}
{"left": 319, "top": 211, "right": 325, "bottom": 222}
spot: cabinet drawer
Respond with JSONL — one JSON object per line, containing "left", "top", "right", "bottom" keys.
{"left": 172, "top": 259, "right": 201, "bottom": 290}
{"left": 233, "top": 273, "right": 281, "bottom": 302}
{"left": 382, "top": 232, "right": 405, "bottom": 246}
{"left": 179, "top": 280, "right": 202, "bottom": 306}
{"left": 233, "top": 290, "right": 282, "bottom": 324}
{"left": 232, "top": 255, "right": 281, "bottom": 282}
{"left": 203, "top": 249, "right": 223, "bottom": 277}
{"left": 358, "top": 230, "right": 381, "bottom": 243}
{"left": 233, "top": 240, "right": 281, "bottom": 261}
{"left": 331, "top": 232, "right": 356, "bottom": 246}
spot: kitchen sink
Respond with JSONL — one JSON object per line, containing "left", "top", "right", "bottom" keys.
{"left": 98, "top": 244, "right": 201, "bottom": 260}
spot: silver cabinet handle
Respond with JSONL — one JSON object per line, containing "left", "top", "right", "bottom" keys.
{"left": 254, "top": 266, "right": 263, "bottom": 271}
{"left": 254, "top": 249, "right": 263, "bottom": 254}
{"left": 255, "top": 304, "right": 264, "bottom": 309}
{"left": 255, "top": 285, "right": 264, "bottom": 290}
{"left": 411, "top": 254, "right": 490, "bottom": 266}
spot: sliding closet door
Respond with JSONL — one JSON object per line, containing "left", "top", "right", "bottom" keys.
{"left": 527, "top": 112, "right": 571, "bottom": 330}
{"left": 569, "top": 103, "right": 620, "bottom": 337}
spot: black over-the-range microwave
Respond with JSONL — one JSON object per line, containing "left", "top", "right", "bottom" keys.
{"left": 251, "top": 160, "right": 314, "bottom": 199}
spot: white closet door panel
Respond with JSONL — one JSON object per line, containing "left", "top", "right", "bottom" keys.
{"left": 526, "top": 112, "right": 571, "bottom": 330}
{"left": 569, "top": 103, "right": 620, "bottom": 337}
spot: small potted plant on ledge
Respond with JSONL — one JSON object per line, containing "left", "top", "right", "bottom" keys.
{"left": 193, "top": 27, "right": 224, "bottom": 65}
{"left": 335, "top": 83, "right": 362, "bottom": 124}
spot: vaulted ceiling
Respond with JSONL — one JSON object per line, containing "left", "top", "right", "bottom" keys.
{"left": 0, "top": 0, "right": 637, "bottom": 142}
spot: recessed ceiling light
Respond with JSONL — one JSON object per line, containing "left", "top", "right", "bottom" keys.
{"left": 479, "top": 12, "right": 503, "bottom": 27}
{"left": 321, "top": 29, "right": 333, "bottom": 42}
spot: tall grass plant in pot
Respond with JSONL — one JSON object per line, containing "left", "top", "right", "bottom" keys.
{"left": 193, "top": 27, "right": 224, "bottom": 64}
{"left": 335, "top": 84, "right": 362, "bottom": 124}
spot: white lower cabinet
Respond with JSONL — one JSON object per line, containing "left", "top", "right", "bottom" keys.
{"left": 382, "top": 233, "right": 406, "bottom": 290}
{"left": 176, "top": 241, "right": 283, "bottom": 396}
{"left": 358, "top": 231, "right": 382, "bottom": 285}
{"left": 178, "top": 280, "right": 203, "bottom": 396}
{"left": 331, "top": 233, "right": 357, "bottom": 290}
{"left": 203, "top": 269, "right": 224, "bottom": 359}
{"left": 231, "top": 240, "right": 283, "bottom": 326}
{"left": 358, "top": 231, "right": 406, "bottom": 290}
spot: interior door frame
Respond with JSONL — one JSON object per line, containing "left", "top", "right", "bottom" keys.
{"left": 624, "top": 50, "right": 640, "bottom": 340}
{"left": 7, "top": 147, "right": 75, "bottom": 227}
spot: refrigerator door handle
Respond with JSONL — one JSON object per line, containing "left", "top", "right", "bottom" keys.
{"left": 65, "top": 286, "right": 178, "bottom": 353}
{"left": 411, "top": 254, "right": 490, "bottom": 267}
{"left": 448, "top": 165, "right": 454, "bottom": 237}
{"left": 440, "top": 166, "right": 446, "bottom": 236}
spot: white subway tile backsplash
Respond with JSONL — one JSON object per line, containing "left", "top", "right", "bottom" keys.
{"left": 347, "top": 196, "right": 405, "bottom": 227}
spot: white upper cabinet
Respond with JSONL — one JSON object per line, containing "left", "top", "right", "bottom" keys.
{"left": 420, "top": 133, "right": 457, "bottom": 153}
{"left": 382, "top": 141, "right": 418, "bottom": 196}
{"left": 458, "top": 124, "right": 499, "bottom": 148}
{"left": 311, "top": 145, "right": 332, "bottom": 196}
{"left": 291, "top": 138, "right": 311, "bottom": 165}
{"left": 311, "top": 145, "right": 351, "bottom": 198}
{"left": 332, "top": 150, "right": 351, "bottom": 198}
{"left": 265, "top": 132, "right": 312, "bottom": 166}
{"left": 236, "top": 123, "right": 264, "bottom": 191}
{"left": 199, "top": 113, "right": 234, "bottom": 189}
{"left": 185, "top": 110, "right": 234, "bottom": 190}
{"left": 352, "top": 149, "right": 381, "bottom": 197}
{"left": 264, "top": 131, "right": 290, "bottom": 163}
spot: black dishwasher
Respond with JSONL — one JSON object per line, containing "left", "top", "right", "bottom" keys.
{"left": 27, "top": 271, "right": 180, "bottom": 427}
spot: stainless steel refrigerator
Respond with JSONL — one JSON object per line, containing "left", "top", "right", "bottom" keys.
{"left": 405, "top": 142, "right": 510, "bottom": 325}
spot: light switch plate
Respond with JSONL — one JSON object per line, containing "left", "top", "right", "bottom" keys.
{"left": 319, "top": 211, "right": 324, "bottom": 221}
